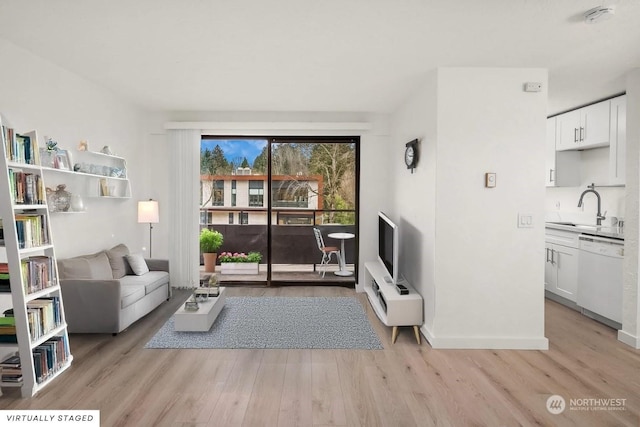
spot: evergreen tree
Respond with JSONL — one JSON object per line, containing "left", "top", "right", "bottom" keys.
{"left": 252, "top": 146, "right": 268, "bottom": 173}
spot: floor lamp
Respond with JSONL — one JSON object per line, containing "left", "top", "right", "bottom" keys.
{"left": 138, "top": 199, "right": 159, "bottom": 258}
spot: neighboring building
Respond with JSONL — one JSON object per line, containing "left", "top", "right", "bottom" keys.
{"left": 200, "top": 168, "right": 324, "bottom": 225}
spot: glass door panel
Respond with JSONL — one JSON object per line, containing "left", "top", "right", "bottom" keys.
{"left": 269, "top": 138, "right": 358, "bottom": 284}
{"left": 200, "top": 137, "right": 268, "bottom": 284}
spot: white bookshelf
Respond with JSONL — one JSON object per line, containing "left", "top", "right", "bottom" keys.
{"left": 0, "top": 125, "right": 72, "bottom": 397}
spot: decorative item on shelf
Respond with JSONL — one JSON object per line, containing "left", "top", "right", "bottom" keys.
{"left": 101, "top": 145, "right": 113, "bottom": 155}
{"left": 78, "top": 140, "right": 88, "bottom": 151}
{"left": 53, "top": 149, "right": 72, "bottom": 171}
{"left": 111, "top": 167, "right": 126, "bottom": 178}
{"left": 39, "top": 137, "right": 59, "bottom": 168}
{"left": 138, "top": 199, "right": 159, "bottom": 257}
{"left": 70, "top": 194, "right": 85, "bottom": 212}
{"left": 46, "top": 184, "right": 71, "bottom": 212}
{"left": 199, "top": 229, "right": 224, "bottom": 273}
{"left": 45, "top": 137, "right": 58, "bottom": 152}
{"left": 99, "top": 178, "right": 110, "bottom": 196}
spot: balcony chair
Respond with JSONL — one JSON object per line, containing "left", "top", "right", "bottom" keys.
{"left": 313, "top": 227, "right": 341, "bottom": 278}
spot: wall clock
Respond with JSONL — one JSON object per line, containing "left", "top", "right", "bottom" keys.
{"left": 405, "top": 139, "right": 418, "bottom": 173}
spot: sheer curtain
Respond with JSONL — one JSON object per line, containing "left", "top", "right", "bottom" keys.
{"left": 168, "top": 129, "right": 200, "bottom": 288}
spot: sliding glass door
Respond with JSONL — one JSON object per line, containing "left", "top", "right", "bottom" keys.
{"left": 200, "top": 136, "right": 359, "bottom": 285}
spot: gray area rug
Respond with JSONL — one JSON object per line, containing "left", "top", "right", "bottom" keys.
{"left": 145, "top": 296, "right": 383, "bottom": 350}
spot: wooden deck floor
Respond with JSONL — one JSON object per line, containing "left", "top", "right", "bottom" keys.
{"left": 0, "top": 286, "right": 638, "bottom": 426}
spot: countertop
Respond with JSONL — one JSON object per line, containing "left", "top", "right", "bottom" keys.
{"left": 545, "top": 222, "right": 624, "bottom": 241}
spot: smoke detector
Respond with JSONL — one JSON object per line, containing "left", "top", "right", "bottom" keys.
{"left": 584, "top": 5, "right": 615, "bottom": 24}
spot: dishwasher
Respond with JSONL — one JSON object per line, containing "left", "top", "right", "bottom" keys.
{"left": 577, "top": 234, "right": 624, "bottom": 325}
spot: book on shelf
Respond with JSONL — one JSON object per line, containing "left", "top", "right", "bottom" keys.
{"left": 14, "top": 213, "right": 50, "bottom": 249}
{"left": 33, "top": 335, "right": 69, "bottom": 384}
{"left": 0, "top": 353, "right": 22, "bottom": 384}
{"left": 26, "top": 297, "right": 61, "bottom": 341}
{"left": 8, "top": 168, "right": 45, "bottom": 205}
{"left": 0, "top": 263, "right": 9, "bottom": 293}
{"left": 21, "top": 256, "right": 56, "bottom": 294}
{"left": 1, "top": 125, "right": 39, "bottom": 165}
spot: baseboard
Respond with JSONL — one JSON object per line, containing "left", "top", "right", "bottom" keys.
{"left": 618, "top": 330, "right": 640, "bottom": 349}
{"left": 420, "top": 325, "right": 548, "bottom": 350}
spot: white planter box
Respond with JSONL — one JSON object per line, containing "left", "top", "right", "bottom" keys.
{"left": 220, "top": 262, "right": 259, "bottom": 275}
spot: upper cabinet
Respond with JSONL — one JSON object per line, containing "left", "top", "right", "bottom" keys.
{"left": 556, "top": 99, "right": 611, "bottom": 151}
{"left": 545, "top": 117, "right": 580, "bottom": 187}
{"left": 547, "top": 94, "right": 626, "bottom": 187}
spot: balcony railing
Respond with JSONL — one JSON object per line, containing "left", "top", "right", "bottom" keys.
{"left": 200, "top": 208, "right": 356, "bottom": 269}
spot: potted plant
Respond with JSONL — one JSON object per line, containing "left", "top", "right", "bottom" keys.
{"left": 219, "top": 251, "right": 262, "bottom": 275}
{"left": 199, "top": 228, "right": 223, "bottom": 272}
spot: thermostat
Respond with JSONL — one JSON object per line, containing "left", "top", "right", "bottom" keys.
{"left": 485, "top": 173, "right": 496, "bottom": 188}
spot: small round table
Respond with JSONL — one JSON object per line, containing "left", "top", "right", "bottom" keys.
{"left": 328, "top": 232, "right": 355, "bottom": 276}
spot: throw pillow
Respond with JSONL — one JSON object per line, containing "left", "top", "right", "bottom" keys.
{"left": 125, "top": 253, "right": 149, "bottom": 276}
{"left": 106, "top": 244, "right": 131, "bottom": 279}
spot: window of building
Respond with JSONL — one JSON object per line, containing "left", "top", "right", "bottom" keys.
{"left": 248, "top": 180, "right": 264, "bottom": 207}
{"left": 240, "top": 212, "right": 249, "bottom": 224}
{"left": 231, "top": 180, "right": 237, "bottom": 207}
{"left": 272, "top": 180, "right": 309, "bottom": 208}
{"left": 228, "top": 212, "right": 234, "bottom": 224}
{"left": 212, "top": 180, "right": 224, "bottom": 206}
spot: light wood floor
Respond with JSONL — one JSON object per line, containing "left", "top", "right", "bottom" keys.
{"left": 0, "top": 286, "right": 638, "bottom": 426}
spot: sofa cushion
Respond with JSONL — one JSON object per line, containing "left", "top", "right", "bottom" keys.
{"left": 106, "top": 244, "right": 133, "bottom": 279}
{"left": 125, "top": 253, "right": 149, "bottom": 276}
{"left": 120, "top": 285, "right": 146, "bottom": 309}
{"left": 58, "top": 251, "right": 112, "bottom": 280}
{"left": 120, "top": 271, "right": 169, "bottom": 295}
{"left": 57, "top": 257, "right": 92, "bottom": 280}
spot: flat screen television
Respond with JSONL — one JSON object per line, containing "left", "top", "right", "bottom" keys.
{"left": 378, "top": 211, "right": 399, "bottom": 285}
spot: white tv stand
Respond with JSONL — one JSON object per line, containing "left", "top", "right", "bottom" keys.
{"left": 363, "top": 261, "right": 423, "bottom": 344}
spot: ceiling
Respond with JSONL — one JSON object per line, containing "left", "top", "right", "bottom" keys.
{"left": 0, "top": 0, "right": 638, "bottom": 115}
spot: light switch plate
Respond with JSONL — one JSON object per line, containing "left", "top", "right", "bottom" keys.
{"left": 518, "top": 213, "right": 533, "bottom": 228}
{"left": 485, "top": 173, "right": 496, "bottom": 188}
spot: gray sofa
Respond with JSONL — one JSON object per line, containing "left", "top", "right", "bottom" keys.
{"left": 58, "top": 244, "right": 170, "bottom": 334}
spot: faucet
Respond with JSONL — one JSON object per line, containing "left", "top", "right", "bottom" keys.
{"left": 577, "top": 183, "right": 606, "bottom": 225}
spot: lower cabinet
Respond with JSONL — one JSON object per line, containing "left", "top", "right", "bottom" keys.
{"left": 545, "top": 242, "right": 579, "bottom": 303}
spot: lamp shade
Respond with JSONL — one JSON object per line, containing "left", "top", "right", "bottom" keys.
{"left": 137, "top": 200, "right": 159, "bottom": 223}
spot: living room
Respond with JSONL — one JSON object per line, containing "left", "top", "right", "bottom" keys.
{"left": 0, "top": 2, "right": 639, "bottom": 426}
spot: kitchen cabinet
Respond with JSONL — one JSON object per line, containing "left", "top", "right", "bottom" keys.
{"left": 544, "top": 229, "right": 579, "bottom": 302}
{"left": 608, "top": 95, "right": 626, "bottom": 186}
{"left": 545, "top": 117, "right": 580, "bottom": 187}
{"left": 556, "top": 99, "right": 611, "bottom": 151}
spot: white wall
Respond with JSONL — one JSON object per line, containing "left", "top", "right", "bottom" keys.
{"left": 620, "top": 69, "right": 640, "bottom": 348}
{"left": 391, "top": 67, "right": 549, "bottom": 349}
{"left": 389, "top": 70, "right": 438, "bottom": 333}
{"left": 0, "top": 38, "right": 149, "bottom": 258}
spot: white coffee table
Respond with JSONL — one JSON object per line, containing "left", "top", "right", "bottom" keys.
{"left": 174, "top": 287, "right": 226, "bottom": 331}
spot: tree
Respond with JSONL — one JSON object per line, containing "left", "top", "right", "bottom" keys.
{"left": 240, "top": 157, "right": 250, "bottom": 168}
{"left": 309, "top": 143, "right": 355, "bottom": 222}
{"left": 252, "top": 146, "right": 268, "bottom": 173}
{"left": 201, "top": 144, "right": 229, "bottom": 206}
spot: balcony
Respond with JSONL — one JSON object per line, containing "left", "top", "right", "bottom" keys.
{"left": 200, "top": 209, "right": 356, "bottom": 285}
